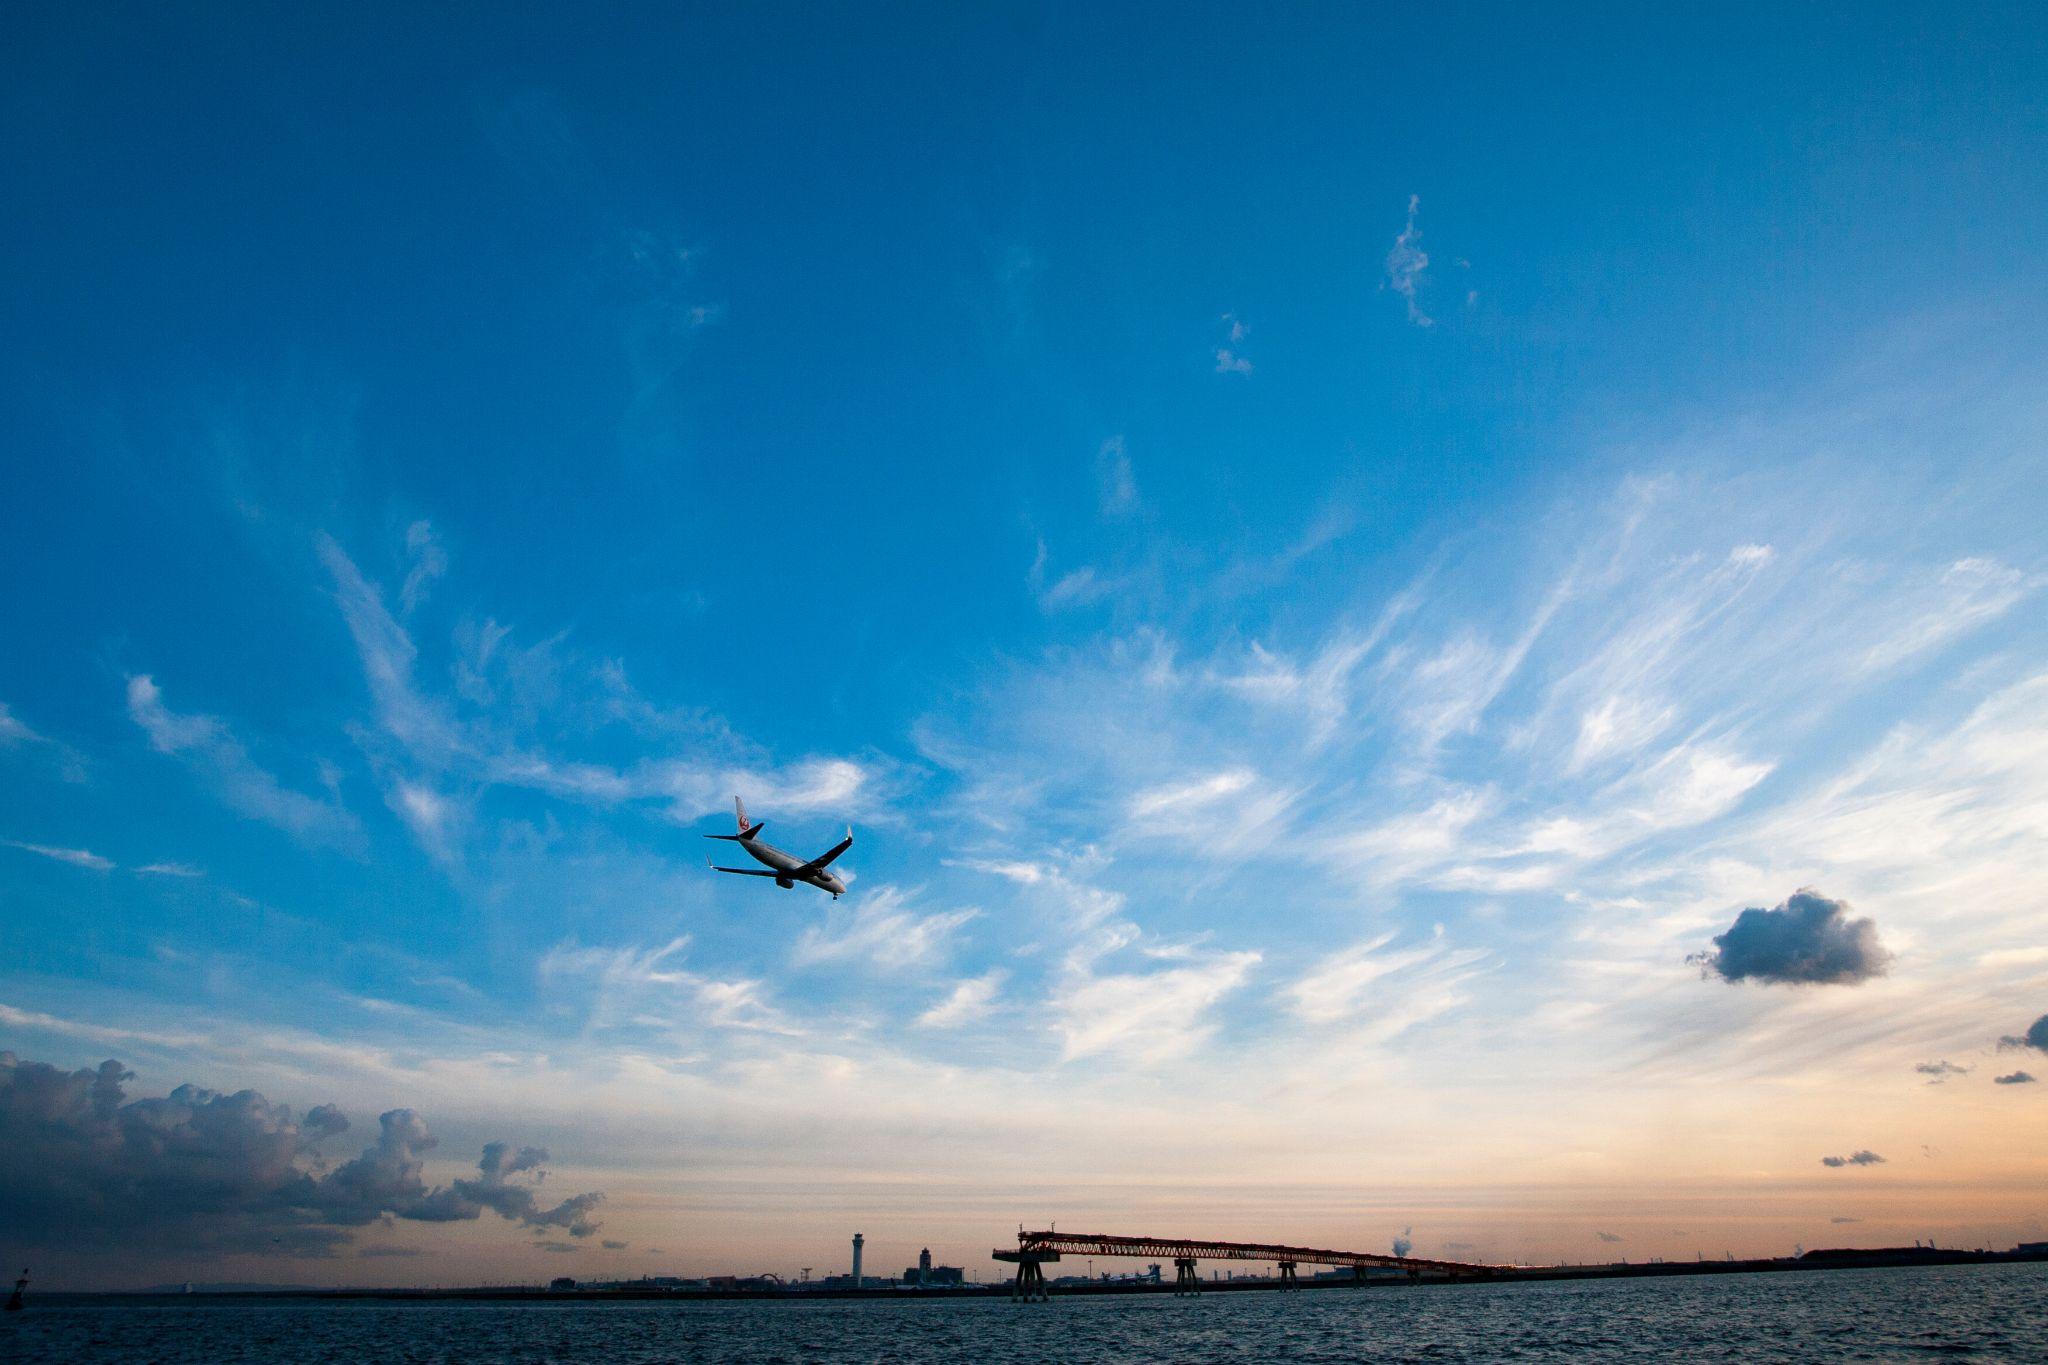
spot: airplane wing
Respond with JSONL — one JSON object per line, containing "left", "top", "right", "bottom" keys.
{"left": 793, "top": 829, "right": 853, "bottom": 875}
{"left": 709, "top": 864, "right": 782, "bottom": 877}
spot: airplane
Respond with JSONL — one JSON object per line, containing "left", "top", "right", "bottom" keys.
{"left": 705, "top": 797, "right": 853, "bottom": 898}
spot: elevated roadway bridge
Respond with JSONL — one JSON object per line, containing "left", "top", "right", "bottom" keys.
{"left": 993, "top": 1230, "right": 1513, "bottom": 1300}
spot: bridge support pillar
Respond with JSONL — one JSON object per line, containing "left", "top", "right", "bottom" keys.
{"left": 993, "top": 1247, "right": 1059, "bottom": 1303}
{"left": 1277, "top": 1260, "right": 1298, "bottom": 1291}
{"left": 1173, "top": 1257, "right": 1200, "bottom": 1296}
{"left": 1016, "top": 1259, "right": 1051, "bottom": 1302}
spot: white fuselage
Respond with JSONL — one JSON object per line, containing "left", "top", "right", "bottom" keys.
{"left": 737, "top": 836, "right": 847, "bottom": 896}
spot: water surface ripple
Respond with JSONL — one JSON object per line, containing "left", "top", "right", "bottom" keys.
{"left": 9, "top": 1263, "right": 2044, "bottom": 1363}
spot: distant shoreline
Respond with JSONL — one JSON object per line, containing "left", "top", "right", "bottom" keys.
{"left": 39, "top": 1247, "right": 2048, "bottom": 1304}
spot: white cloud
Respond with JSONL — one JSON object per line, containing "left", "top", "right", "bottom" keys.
{"left": 1039, "top": 566, "right": 1110, "bottom": 610}
{"left": 1096, "top": 436, "right": 1138, "bottom": 515}
{"left": 1329, "top": 789, "right": 1493, "bottom": 883}
{"left": 1385, "top": 194, "right": 1432, "bottom": 327}
{"left": 1129, "top": 769, "right": 1255, "bottom": 818}
{"left": 399, "top": 519, "right": 448, "bottom": 615}
{"left": 0, "top": 702, "right": 42, "bottom": 746}
{"left": 944, "top": 857, "right": 1049, "bottom": 885}
{"left": 791, "top": 886, "right": 979, "bottom": 972}
{"left": 1214, "top": 348, "right": 1252, "bottom": 375}
{"left": 125, "top": 675, "right": 358, "bottom": 847}
{"left": 1855, "top": 557, "right": 2029, "bottom": 675}
{"left": 134, "top": 862, "right": 204, "bottom": 878}
{"left": 315, "top": 533, "right": 884, "bottom": 860}
{"left": 4, "top": 840, "right": 114, "bottom": 872}
{"left": 1287, "top": 929, "right": 1490, "bottom": 1033}
{"left": 540, "top": 936, "right": 797, "bottom": 1035}
{"left": 1052, "top": 946, "right": 1260, "bottom": 1063}
{"left": 917, "top": 970, "right": 1007, "bottom": 1028}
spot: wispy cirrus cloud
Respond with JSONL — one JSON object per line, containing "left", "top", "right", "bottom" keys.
{"left": 0, "top": 701, "right": 43, "bottom": 746}
{"left": 791, "top": 886, "right": 979, "bottom": 972}
{"left": 1096, "top": 436, "right": 1139, "bottom": 515}
{"left": 916, "top": 970, "right": 1007, "bottom": 1028}
{"left": 540, "top": 935, "right": 797, "bottom": 1035}
{"left": 4, "top": 839, "right": 114, "bottom": 872}
{"left": 1287, "top": 928, "right": 1491, "bottom": 1037}
{"left": 1385, "top": 195, "right": 1432, "bottom": 327}
{"left": 314, "top": 532, "right": 891, "bottom": 865}
{"left": 127, "top": 674, "right": 359, "bottom": 849}
{"left": 134, "top": 861, "right": 204, "bottom": 878}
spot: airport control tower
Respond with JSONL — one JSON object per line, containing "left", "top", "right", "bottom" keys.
{"left": 852, "top": 1233, "right": 865, "bottom": 1289}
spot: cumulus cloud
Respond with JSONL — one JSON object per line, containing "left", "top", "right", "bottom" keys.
{"left": 1994, "top": 1071, "right": 2036, "bottom": 1085}
{"left": 1391, "top": 1227, "right": 1413, "bottom": 1257}
{"left": 1998, "top": 1014, "right": 2048, "bottom": 1052}
{"left": 1689, "top": 889, "right": 1890, "bottom": 986}
{"left": 1385, "top": 196, "right": 1432, "bottom": 327}
{"left": 602, "top": 1239, "right": 629, "bottom": 1250}
{"left": 1596, "top": 1231, "right": 1625, "bottom": 1243}
{"left": 1914, "top": 1060, "right": 1970, "bottom": 1084}
{"left": 408, "top": 1141, "right": 603, "bottom": 1237}
{"left": 126, "top": 675, "right": 358, "bottom": 848}
{"left": 1214, "top": 314, "right": 1253, "bottom": 373}
{"left": 1820, "top": 1150, "right": 1885, "bottom": 1168}
{"left": 0, "top": 1052, "right": 602, "bottom": 1257}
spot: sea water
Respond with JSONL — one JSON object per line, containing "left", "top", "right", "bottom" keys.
{"left": 9, "top": 1263, "right": 2045, "bottom": 1363}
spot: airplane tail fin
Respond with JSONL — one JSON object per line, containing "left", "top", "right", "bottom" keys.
{"left": 704, "top": 795, "right": 766, "bottom": 842}
{"left": 735, "top": 796, "right": 764, "bottom": 839}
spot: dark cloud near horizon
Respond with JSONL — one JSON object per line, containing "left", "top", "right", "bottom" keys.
{"left": 602, "top": 1239, "right": 629, "bottom": 1250}
{"left": 1830, "top": 1217, "right": 1861, "bottom": 1224}
{"left": 1994, "top": 1071, "right": 2036, "bottom": 1085}
{"left": 356, "top": 1245, "right": 424, "bottom": 1258}
{"left": 1820, "top": 1150, "right": 1885, "bottom": 1168}
{"left": 538, "top": 1241, "right": 580, "bottom": 1253}
{"left": 1596, "top": 1231, "right": 1624, "bottom": 1243}
{"left": 1998, "top": 1014, "right": 2048, "bottom": 1052}
{"left": 0, "top": 1052, "right": 603, "bottom": 1257}
{"left": 409, "top": 1141, "right": 602, "bottom": 1236}
{"left": 1391, "top": 1226, "right": 1413, "bottom": 1258}
{"left": 1689, "top": 890, "right": 1889, "bottom": 986}
{"left": 1914, "top": 1060, "right": 1970, "bottom": 1084}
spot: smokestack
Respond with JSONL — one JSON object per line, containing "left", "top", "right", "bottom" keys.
{"left": 852, "top": 1233, "right": 865, "bottom": 1289}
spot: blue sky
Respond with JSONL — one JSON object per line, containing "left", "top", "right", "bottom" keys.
{"left": 4, "top": 4, "right": 2047, "bottom": 1285}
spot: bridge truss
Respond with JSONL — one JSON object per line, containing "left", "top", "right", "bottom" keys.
{"left": 992, "top": 1230, "right": 1509, "bottom": 1300}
